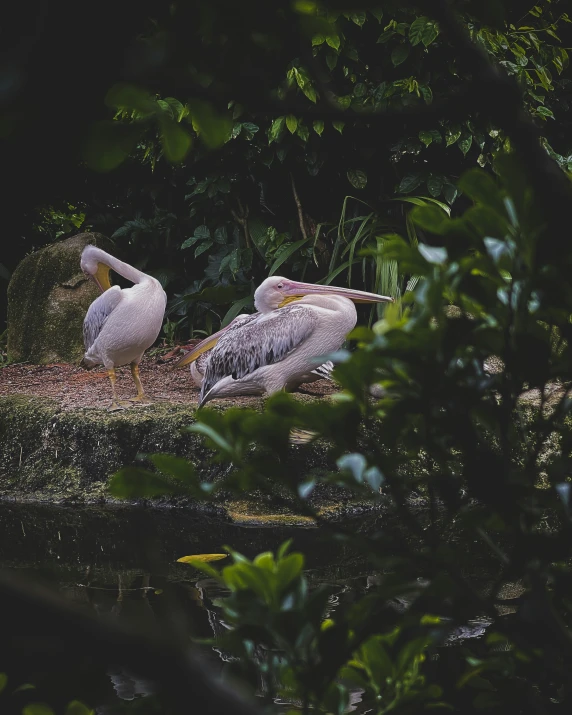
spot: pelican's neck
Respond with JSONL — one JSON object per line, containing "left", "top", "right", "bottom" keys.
{"left": 90, "top": 247, "right": 148, "bottom": 284}
{"left": 299, "top": 293, "right": 356, "bottom": 315}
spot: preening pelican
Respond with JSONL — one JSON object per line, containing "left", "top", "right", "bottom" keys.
{"left": 176, "top": 276, "right": 392, "bottom": 406}
{"left": 80, "top": 245, "right": 167, "bottom": 410}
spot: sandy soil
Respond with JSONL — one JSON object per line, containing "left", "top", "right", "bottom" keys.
{"left": 0, "top": 344, "right": 336, "bottom": 411}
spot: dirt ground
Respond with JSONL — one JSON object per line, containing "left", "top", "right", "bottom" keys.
{"left": 0, "top": 344, "right": 336, "bottom": 411}
{"left": 0, "top": 347, "right": 568, "bottom": 411}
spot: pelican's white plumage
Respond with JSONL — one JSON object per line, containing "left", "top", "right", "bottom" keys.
{"left": 80, "top": 245, "right": 167, "bottom": 409}
{"left": 186, "top": 315, "right": 333, "bottom": 389}
{"left": 176, "top": 276, "right": 392, "bottom": 406}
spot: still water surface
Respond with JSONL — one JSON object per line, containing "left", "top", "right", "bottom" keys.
{"left": 0, "top": 502, "right": 492, "bottom": 714}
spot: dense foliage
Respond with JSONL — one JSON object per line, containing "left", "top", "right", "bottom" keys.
{"left": 109, "top": 151, "right": 572, "bottom": 713}
{"left": 4, "top": 1, "right": 572, "bottom": 714}
{"left": 2, "top": 0, "right": 571, "bottom": 339}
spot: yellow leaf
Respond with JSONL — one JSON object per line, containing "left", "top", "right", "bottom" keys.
{"left": 177, "top": 553, "right": 228, "bottom": 564}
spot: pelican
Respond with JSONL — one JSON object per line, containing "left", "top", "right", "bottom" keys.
{"left": 80, "top": 245, "right": 167, "bottom": 410}
{"left": 175, "top": 276, "right": 392, "bottom": 406}
{"left": 185, "top": 321, "right": 334, "bottom": 389}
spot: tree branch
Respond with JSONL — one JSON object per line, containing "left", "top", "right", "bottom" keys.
{"left": 290, "top": 173, "right": 309, "bottom": 242}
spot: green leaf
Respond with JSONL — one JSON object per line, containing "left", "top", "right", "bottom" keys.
{"left": 276, "top": 553, "right": 305, "bottom": 592}
{"left": 297, "top": 124, "right": 310, "bottom": 141}
{"left": 326, "top": 34, "right": 341, "bottom": 50}
{"left": 377, "top": 30, "right": 395, "bottom": 43}
{"left": 105, "top": 83, "right": 156, "bottom": 114}
{"left": 337, "top": 453, "right": 367, "bottom": 482}
{"left": 159, "top": 116, "right": 192, "bottom": 162}
{"left": 241, "top": 122, "right": 259, "bottom": 140}
{"left": 411, "top": 204, "right": 449, "bottom": 234}
{"left": 195, "top": 224, "right": 211, "bottom": 239}
{"left": 286, "top": 115, "right": 298, "bottom": 134}
{"left": 418, "top": 243, "right": 448, "bottom": 263}
{"left": 269, "top": 238, "right": 311, "bottom": 275}
{"left": 301, "top": 84, "right": 317, "bottom": 102}
{"left": 149, "top": 454, "right": 196, "bottom": 484}
{"left": 0, "top": 674, "right": 6, "bottom": 694}
{"left": 391, "top": 43, "right": 410, "bottom": 67}
{"left": 336, "top": 95, "right": 352, "bottom": 109}
{"left": 22, "top": 704, "right": 55, "bottom": 715}
{"left": 195, "top": 240, "right": 214, "bottom": 258}
{"left": 359, "top": 637, "right": 394, "bottom": 681}
{"left": 443, "top": 183, "right": 458, "bottom": 205}
{"left": 536, "top": 106, "right": 554, "bottom": 119}
{"left": 326, "top": 52, "right": 338, "bottom": 70}
{"left": 65, "top": 702, "right": 95, "bottom": 715}
{"left": 458, "top": 133, "right": 473, "bottom": 156}
{"left": 365, "top": 466, "right": 384, "bottom": 491}
{"left": 312, "top": 33, "right": 325, "bottom": 46}
{"left": 189, "top": 423, "right": 235, "bottom": 456}
{"left": 398, "top": 173, "right": 423, "bottom": 193}
{"left": 422, "top": 20, "right": 439, "bottom": 46}
{"left": 370, "top": 8, "right": 383, "bottom": 22}
{"left": 419, "top": 129, "right": 442, "bottom": 147}
{"left": 313, "top": 119, "right": 324, "bottom": 135}
{"left": 332, "top": 121, "right": 345, "bottom": 133}
{"left": 419, "top": 130, "right": 433, "bottom": 147}
{"left": 347, "top": 169, "right": 367, "bottom": 190}
{"left": 445, "top": 124, "right": 462, "bottom": 146}
{"left": 108, "top": 467, "right": 181, "bottom": 499}
{"left": 188, "top": 99, "right": 232, "bottom": 148}
{"left": 409, "top": 16, "right": 429, "bottom": 46}
{"left": 419, "top": 84, "right": 433, "bottom": 104}
{"left": 269, "top": 116, "right": 286, "bottom": 143}
{"left": 458, "top": 169, "right": 505, "bottom": 215}
{"left": 427, "top": 175, "right": 444, "bottom": 197}
{"left": 83, "top": 121, "right": 143, "bottom": 172}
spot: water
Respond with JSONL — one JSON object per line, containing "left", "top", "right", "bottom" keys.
{"left": 0, "top": 502, "right": 499, "bottom": 714}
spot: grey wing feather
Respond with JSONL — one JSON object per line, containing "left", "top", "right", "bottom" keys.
{"left": 83, "top": 286, "right": 123, "bottom": 350}
{"left": 201, "top": 305, "right": 318, "bottom": 398}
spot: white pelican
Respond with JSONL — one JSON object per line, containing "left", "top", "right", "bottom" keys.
{"left": 175, "top": 276, "right": 392, "bottom": 406}
{"left": 185, "top": 324, "right": 334, "bottom": 389}
{"left": 80, "top": 245, "right": 167, "bottom": 410}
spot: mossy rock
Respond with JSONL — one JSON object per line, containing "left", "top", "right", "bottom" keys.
{"left": 0, "top": 395, "right": 379, "bottom": 521}
{"left": 0, "top": 387, "right": 567, "bottom": 521}
{"left": 7, "top": 232, "right": 113, "bottom": 364}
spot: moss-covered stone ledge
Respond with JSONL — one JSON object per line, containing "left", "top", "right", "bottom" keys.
{"left": 1, "top": 388, "right": 568, "bottom": 521}
{"left": 0, "top": 394, "right": 370, "bottom": 522}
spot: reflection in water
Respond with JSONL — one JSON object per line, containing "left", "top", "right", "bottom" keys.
{"left": 0, "top": 502, "right": 503, "bottom": 714}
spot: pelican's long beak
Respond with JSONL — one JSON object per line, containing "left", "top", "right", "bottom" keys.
{"left": 279, "top": 281, "right": 394, "bottom": 307}
{"left": 174, "top": 327, "right": 230, "bottom": 368}
{"left": 93, "top": 262, "right": 112, "bottom": 293}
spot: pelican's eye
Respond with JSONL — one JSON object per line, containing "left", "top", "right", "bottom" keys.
{"left": 277, "top": 283, "right": 284, "bottom": 289}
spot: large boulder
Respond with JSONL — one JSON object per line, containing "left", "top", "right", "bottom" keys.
{"left": 7, "top": 232, "right": 113, "bottom": 364}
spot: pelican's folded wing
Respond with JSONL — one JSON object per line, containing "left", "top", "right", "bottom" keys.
{"left": 83, "top": 285, "right": 123, "bottom": 350}
{"left": 201, "top": 304, "right": 318, "bottom": 399}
